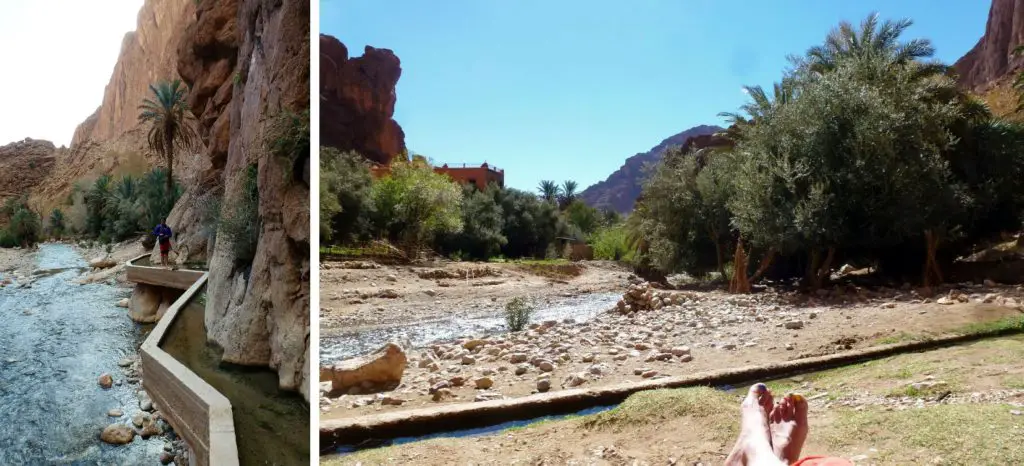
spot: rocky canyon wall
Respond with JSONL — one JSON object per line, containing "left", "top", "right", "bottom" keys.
{"left": 72, "top": 0, "right": 194, "bottom": 147}
{"left": 0, "top": 139, "right": 57, "bottom": 204}
{"left": 174, "top": 0, "right": 310, "bottom": 400}
{"left": 32, "top": 0, "right": 201, "bottom": 213}
{"left": 320, "top": 35, "right": 406, "bottom": 165}
{"left": 954, "top": 0, "right": 1024, "bottom": 92}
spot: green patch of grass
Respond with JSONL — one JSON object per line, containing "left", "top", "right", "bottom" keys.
{"left": 821, "top": 404, "right": 1024, "bottom": 464}
{"left": 1002, "top": 375, "right": 1024, "bottom": 389}
{"left": 580, "top": 387, "right": 736, "bottom": 442}
{"left": 956, "top": 314, "right": 1024, "bottom": 336}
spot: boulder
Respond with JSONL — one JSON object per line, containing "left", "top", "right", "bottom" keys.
{"left": 100, "top": 424, "right": 135, "bottom": 445}
{"left": 323, "top": 343, "right": 407, "bottom": 393}
{"left": 90, "top": 257, "right": 118, "bottom": 269}
{"left": 98, "top": 373, "right": 114, "bottom": 389}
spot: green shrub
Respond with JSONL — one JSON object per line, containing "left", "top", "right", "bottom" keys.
{"left": 321, "top": 147, "right": 373, "bottom": 244}
{"left": 218, "top": 164, "right": 261, "bottom": 264}
{"left": 591, "top": 224, "right": 633, "bottom": 262}
{"left": 0, "top": 231, "right": 16, "bottom": 248}
{"left": 369, "top": 158, "right": 463, "bottom": 254}
{"left": 504, "top": 297, "right": 534, "bottom": 332}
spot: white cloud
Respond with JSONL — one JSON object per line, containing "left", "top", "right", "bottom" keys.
{"left": 0, "top": 0, "right": 144, "bottom": 147}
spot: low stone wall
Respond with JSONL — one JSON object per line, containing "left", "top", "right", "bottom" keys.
{"left": 320, "top": 325, "right": 1024, "bottom": 448}
{"left": 126, "top": 254, "right": 206, "bottom": 290}
{"left": 132, "top": 256, "right": 239, "bottom": 466}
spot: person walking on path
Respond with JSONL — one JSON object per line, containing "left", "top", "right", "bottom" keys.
{"left": 153, "top": 220, "right": 173, "bottom": 267}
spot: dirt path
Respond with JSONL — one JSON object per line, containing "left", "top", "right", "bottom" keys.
{"left": 325, "top": 334, "right": 1024, "bottom": 465}
{"left": 320, "top": 259, "right": 1024, "bottom": 419}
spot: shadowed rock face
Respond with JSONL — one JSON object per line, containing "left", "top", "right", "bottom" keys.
{"left": 954, "top": 0, "right": 1024, "bottom": 91}
{"left": 320, "top": 34, "right": 406, "bottom": 165}
{"left": 173, "top": 0, "right": 310, "bottom": 401}
{"left": 579, "top": 125, "right": 724, "bottom": 214}
{"left": 0, "top": 139, "right": 56, "bottom": 204}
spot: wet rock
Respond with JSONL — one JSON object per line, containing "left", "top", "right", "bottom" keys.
{"left": 98, "top": 373, "right": 113, "bottom": 389}
{"left": 100, "top": 424, "right": 135, "bottom": 445}
{"left": 140, "top": 398, "right": 153, "bottom": 412}
{"left": 107, "top": 408, "right": 123, "bottom": 417}
{"left": 140, "top": 418, "right": 163, "bottom": 438}
{"left": 132, "top": 412, "right": 150, "bottom": 428}
{"left": 160, "top": 451, "right": 175, "bottom": 465}
{"left": 118, "top": 358, "right": 134, "bottom": 368}
{"left": 116, "top": 298, "right": 130, "bottom": 308}
{"left": 324, "top": 342, "right": 407, "bottom": 393}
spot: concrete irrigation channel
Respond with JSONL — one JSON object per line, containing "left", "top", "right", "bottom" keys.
{"left": 320, "top": 322, "right": 1024, "bottom": 451}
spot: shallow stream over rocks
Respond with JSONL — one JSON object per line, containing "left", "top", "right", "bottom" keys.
{"left": 320, "top": 292, "right": 621, "bottom": 363}
{"left": 0, "top": 244, "right": 165, "bottom": 464}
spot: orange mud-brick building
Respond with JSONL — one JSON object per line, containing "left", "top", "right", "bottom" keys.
{"left": 371, "top": 162, "right": 505, "bottom": 190}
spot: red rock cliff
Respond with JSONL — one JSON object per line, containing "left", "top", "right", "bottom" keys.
{"left": 173, "top": 0, "right": 310, "bottom": 401}
{"left": 71, "top": 0, "right": 194, "bottom": 147}
{"left": 954, "top": 0, "right": 1024, "bottom": 91}
{"left": 320, "top": 35, "right": 406, "bottom": 165}
{"left": 0, "top": 139, "right": 57, "bottom": 203}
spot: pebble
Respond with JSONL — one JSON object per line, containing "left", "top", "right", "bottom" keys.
{"left": 474, "top": 377, "right": 494, "bottom": 389}
{"left": 784, "top": 320, "right": 804, "bottom": 330}
{"left": 537, "top": 379, "right": 551, "bottom": 392}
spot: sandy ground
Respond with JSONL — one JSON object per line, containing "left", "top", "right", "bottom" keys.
{"left": 320, "top": 260, "right": 629, "bottom": 333}
{"left": 319, "top": 260, "right": 1024, "bottom": 421}
{"left": 326, "top": 334, "right": 1024, "bottom": 465}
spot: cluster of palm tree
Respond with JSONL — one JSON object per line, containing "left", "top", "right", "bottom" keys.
{"left": 536, "top": 180, "right": 579, "bottom": 209}
{"left": 78, "top": 169, "right": 181, "bottom": 242}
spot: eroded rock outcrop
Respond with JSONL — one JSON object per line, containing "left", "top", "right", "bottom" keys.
{"left": 128, "top": 284, "right": 182, "bottom": 323}
{"left": 71, "top": 0, "right": 194, "bottom": 147}
{"left": 320, "top": 35, "right": 406, "bottom": 165}
{"left": 172, "top": 0, "right": 310, "bottom": 400}
{"left": 0, "top": 138, "right": 56, "bottom": 203}
{"left": 954, "top": 0, "right": 1024, "bottom": 91}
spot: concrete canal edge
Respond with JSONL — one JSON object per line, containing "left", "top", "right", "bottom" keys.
{"left": 130, "top": 255, "right": 240, "bottom": 466}
{"left": 320, "top": 323, "right": 1024, "bottom": 450}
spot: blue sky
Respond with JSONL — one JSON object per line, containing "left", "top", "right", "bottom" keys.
{"left": 322, "top": 0, "right": 990, "bottom": 192}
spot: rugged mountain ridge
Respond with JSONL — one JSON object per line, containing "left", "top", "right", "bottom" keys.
{"left": 954, "top": 0, "right": 1024, "bottom": 92}
{"left": 172, "top": 0, "right": 311, "bottom": 400}
{"left": 320, "top": 35, "right": 406, "bottom": 164}
{"left": 580, "top": 125, "right": 723, "bottom": 213}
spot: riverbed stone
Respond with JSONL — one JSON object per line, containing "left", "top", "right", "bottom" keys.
{"left": 98, "top": 373, "right": 113, "bottom": 389}
{"left": 536, "top": 378, "right": 551, "bottom": 392}
{"left": 107, "top": 408, "right": 123, "bottom": 417}
{"left": 100, "top": 424, "right": 135, "bottom": 445}
{"left": 116, "top": 298, "right": 130, "bottom": 308}
{"left": 323, "top": 342, "right": 407, "bottom": 393}
{"left": 474, "top": 377, "right": 494, "bottom": 389}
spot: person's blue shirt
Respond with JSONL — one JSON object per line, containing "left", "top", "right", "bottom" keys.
{"left": 153, "top": 224, "right": 172, "bottom": 242}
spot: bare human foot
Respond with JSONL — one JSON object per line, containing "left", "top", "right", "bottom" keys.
{"left": 725, "top": 384, "right": 786, "bottom": 466}
{"left": 770, "top": 394, "right": 809, "bottom": 464}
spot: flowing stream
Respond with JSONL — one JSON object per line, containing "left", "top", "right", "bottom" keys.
{"left": 0, "top": 244, "right": 165, "bottom": 464}
{"left": 320, "top": 292, "right": 621, "bottom": 363}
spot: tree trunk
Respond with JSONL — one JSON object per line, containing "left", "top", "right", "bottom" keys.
{"left": 729, "top": 240, "right": 750, "bottom": 293}
{"left": 922, "top": 230, "right": 943, "bottom": 290}
{"left": 164, "top": 128, "right": 175, "bottom": 199}
{"left": 729, "top": 242, "right": 775, "bottom": 294}
{"left": 749, "top": 247, "right": 776, "bottom": 283}
{"left": 809, "top": 246, "right": 835, "bottom": 290}
{"left": 714, "top": 239, "right": 725, "bottom": 279}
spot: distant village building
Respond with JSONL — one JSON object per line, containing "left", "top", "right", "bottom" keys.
{"left": 371, "top": 161, "right": 505, "bottom": 191}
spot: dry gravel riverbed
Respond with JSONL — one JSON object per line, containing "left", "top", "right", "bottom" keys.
{"left": 319, "top": 260, "right": 1024, "bottom": 420}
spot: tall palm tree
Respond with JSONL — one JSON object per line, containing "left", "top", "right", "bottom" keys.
{"left": 138, "top": 80, "right": 199, "bottom": 196}
{"left": 537, "top": 180, "right": 560, "bottom": 203}
{"left": 804, "top": 13, "right": 939, "bottom": 75}
{"left": 559, "top": 180, "right": 578, "bottom": 208}
{"left": 718, "top": 79, "right": 798, "bottom": 133}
